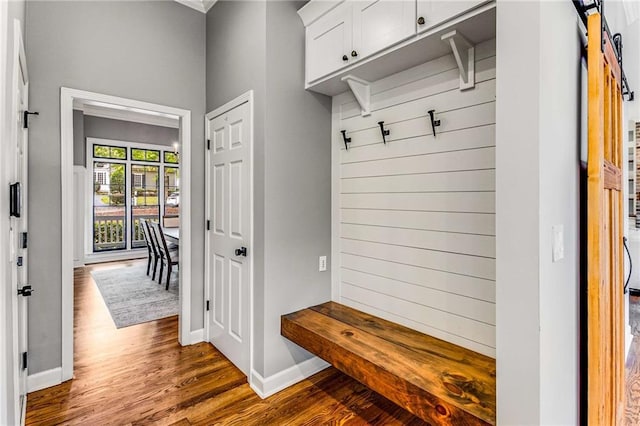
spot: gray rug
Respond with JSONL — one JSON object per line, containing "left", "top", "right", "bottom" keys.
{"left": 91, "top": 264, "right": 179, "bottom": 328}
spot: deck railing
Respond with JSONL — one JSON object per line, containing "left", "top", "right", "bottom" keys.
{"left": 94, "top": 214, "right": 159, "bottom": 251}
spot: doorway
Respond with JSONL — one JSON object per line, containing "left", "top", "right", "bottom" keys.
{"left": 205, "top": 91, "right": 254, "bottom": 376}
{"left": 60, "top": 88, "right": 194, "bottom": 381}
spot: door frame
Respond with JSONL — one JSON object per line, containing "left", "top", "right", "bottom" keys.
{"left": 60, "top": 88, "right": 193, "bottom": 381}
{"left": 204, "top": 90, "right": 254, "bottom": 377}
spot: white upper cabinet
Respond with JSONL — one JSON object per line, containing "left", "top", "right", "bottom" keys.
{"left": 352, "top": 0, "right": 416, "bottom": 60}
{"left": 306, "top": 2, "right": 353, "bottom": 83}
{"left": 416, "top": 0, "right": 485, "bottom": 33}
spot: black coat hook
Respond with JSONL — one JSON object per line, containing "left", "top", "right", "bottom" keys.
{"left": 23, "top": 111, "right": 39, "bottom": 129}
{"left": 341, "top": 130, "right": 352, "bottom": 151}
{"left": 427, "top": 110, "right": 440, "bottom": 137}
{"left": 378, "top": 121, "right": 390, "bottom": 144}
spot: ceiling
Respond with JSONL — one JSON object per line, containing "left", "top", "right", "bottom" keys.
{"left": 174, "top": 0, "right": 218, "bottom": 14}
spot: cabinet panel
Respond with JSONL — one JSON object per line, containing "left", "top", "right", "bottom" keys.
{"left": 352, "top": 0, "right": 416, "bottom": 60}
{"left": 416, "top": 0, "right": 484, "bottom": 33}
{"left": 307, "top": 2, "right": 352, "bottom": 83}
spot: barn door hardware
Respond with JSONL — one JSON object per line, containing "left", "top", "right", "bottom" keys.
{"left": 378, "top": 121, "right": 389, "bottom": 144}
{"left": 573, "top": 1, "right": 634, "bottom": 101}
{"left": 23, "top": 111, "right": 39, "bottom": 129}
{"left": 341, "top": 130, "right": 352, "bottom": 151}
{"left": 427, "top": 110, "right": 440, "bottom": 137}
{"left": 9, "top": 182, "right": 21, "bottom": 217}
{"left": 441, "top": 30, "right": 475, "bottom": 90}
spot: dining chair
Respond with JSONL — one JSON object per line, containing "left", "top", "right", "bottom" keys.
{"left": 151, "top": 222, "right": 179, "bottom": 290}
{"left": 140, "top": 219, "right": 159, "bottom": 280}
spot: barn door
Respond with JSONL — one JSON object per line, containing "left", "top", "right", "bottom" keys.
{"left": 586, "top": 12, "right": 625, "bottom": 426}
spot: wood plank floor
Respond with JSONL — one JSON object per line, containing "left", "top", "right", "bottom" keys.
{"left": 26, "top": 261, "right": 426, "bottom": 425}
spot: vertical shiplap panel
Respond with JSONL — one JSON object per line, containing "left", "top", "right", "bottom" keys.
{"left": 334, "top": 38, "right": 496, "bottom": 358}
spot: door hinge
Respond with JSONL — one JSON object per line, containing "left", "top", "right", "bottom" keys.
{"left": 207, "top": 139, "right": 211, "bottom": 150}
{"left": 206, "top": 220, "right": 210, "bottom": 231}
{"left": 206, "top": 300, "right": 210, "bottom": 311}
{"left": 17, "top": 256, "right": 23, "bottom": 267}
{"left": 22, "top": 352, "right": 27, "bottom": 370}
{"left": 21, "top": 232, "right": 27, "bottom": 249}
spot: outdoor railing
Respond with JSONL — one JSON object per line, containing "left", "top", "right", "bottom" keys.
{"left": 94, "top": 214, "right": 159, "bottom": 251}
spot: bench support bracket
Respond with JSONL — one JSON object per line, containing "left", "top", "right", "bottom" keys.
{"left": 341, "top": 75, "right": 372, "bottom": 116}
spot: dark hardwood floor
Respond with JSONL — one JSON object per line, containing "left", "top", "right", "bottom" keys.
{"left": 26, "top": 261, "right": 425, "bottom": 425}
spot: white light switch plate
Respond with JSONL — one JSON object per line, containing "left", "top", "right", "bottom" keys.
{"left": 552, "top": 225, "right": 564, "bottom": 262}
{"left": 319, "top": 256, "right": 327, "bottom": 272}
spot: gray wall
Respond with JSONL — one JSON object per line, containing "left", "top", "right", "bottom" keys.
{"left": 206, "top": 0, "right": 332, "bottom": 378}
{"left": 73, "top": 111, "right": 179, "bottom": 166}
{"left": 25, "top": 0, "right": 206, "bottom": 374}
{"left": 206, "top": 0, "right": 268, "bottom": 374}
{"left": 262, "top": 0, "right": 332, "bottom": 377}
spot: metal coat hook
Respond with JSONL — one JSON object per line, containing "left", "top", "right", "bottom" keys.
{"left": 23, "top": 111, "right": 39, "bottom": 129}
{"left": 427, "top": 110, "right": 441, "bottom": 137}
{"left": 378, "top": 121, "right": 390, "bottom": 144}
{"left": 340, "top": 130, "right": 352, "bottom": 151}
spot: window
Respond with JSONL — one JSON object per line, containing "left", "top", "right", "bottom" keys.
{"left": 88, "top": 139, "right": 180, "bottom": 254}
{"left": 131, "top": 148, "right": 160, "bottom": 162}
{"left": 164, "top": 151, "right": 179, "bottom": 164}
{"left": 94, "top": 144, "right": 127, "bottom": 160}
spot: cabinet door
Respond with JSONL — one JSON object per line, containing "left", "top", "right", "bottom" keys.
{"left": 352, "top": 0, "right": 416, "bottom": 60}
{"left": 416, "top": 0, "right": 485, "bottom": 33}
{"left": 306, "top": 2, "right": 353, "bottom": 83}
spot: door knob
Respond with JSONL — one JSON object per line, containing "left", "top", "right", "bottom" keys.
{"left": 342, "top": 54, "right": 348, "bottom": 61}
{"left": 417, "top": 16, "right": 425, "bottom": 25}
{"left": 18, "top": 285, "right": 34, "bottom": 297}
{"left": 235, "top": 247, "right": 247, "bottom": 257}
{"left": 351, "top": 50, "right": 358, "bottom": 57}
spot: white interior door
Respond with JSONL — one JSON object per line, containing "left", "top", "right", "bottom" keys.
{"left": 206, "top": 98, "right": 252, "bottom": 376}
{"left": 10, "top": 29, "right": 29, "bottom": 425}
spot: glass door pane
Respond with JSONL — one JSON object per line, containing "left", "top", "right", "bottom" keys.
{"left": 131, "top": 164, "right": 159, "bottom": 248}
{"left": 164, "top": 167, "right": 180, "bottom": 222}
{"left": 93, "top": 162, "right": 126, "bottom": 252}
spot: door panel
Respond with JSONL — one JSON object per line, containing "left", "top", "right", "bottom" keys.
{"left": 207, "top": 100, "right": 251, "bottom": 376}
{"left": 416, "top": 0, "right": 484, "bottom": 33}
{"left": 307, "top": 2, "right": 352, "bottom": 83}
{"left": 352, "top": 0, "right": 415, "bottom": 59}
{"left": 586, "top": 12, "right": 625, "bottom": 426}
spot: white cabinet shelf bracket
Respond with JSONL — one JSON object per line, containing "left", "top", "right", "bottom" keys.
{"left": 341, "top": 75, "right": 372, "bottom": 116}
{"left": 441, "top": 30, "right": 475, "bottom": 91}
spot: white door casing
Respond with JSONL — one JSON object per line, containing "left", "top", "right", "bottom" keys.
{"left": 205, "top": 92, "right": 253, "bottom": 376}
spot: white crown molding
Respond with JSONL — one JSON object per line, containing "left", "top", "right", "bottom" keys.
{"left": 175, "top": 0, "right": 206, "bottom": 13}
{"left": 174, "top": 0, "right": 218, "bottom": 14}
{"left": 203, "top": 0, "right": 218, "bottom": 13}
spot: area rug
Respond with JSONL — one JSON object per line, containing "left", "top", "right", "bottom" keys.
{"left": 91, "top": 264, "right": 178, "bottom": 328}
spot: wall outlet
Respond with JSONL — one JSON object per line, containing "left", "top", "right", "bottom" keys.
{"left": 552, "top": 225, "right": 564, "bottom": 262}
{"left": 319, "top": 256, "right": 327, "bottom": 272}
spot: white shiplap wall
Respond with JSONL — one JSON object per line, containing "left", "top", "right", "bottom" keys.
{"left": 331, "top": 38, "right": 496, "bottom": 357}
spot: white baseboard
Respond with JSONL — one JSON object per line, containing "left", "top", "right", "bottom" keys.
{"left": 27, "top": 367, "right": 63, "bottom": 393}
{"left": 189, "top": 328, "right": 204, "bottom": 344}
{"left": 249, "top": 356, "right": 330, "bottom": 399}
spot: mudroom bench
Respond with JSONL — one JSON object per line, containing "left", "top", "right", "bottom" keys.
{"left": 281, "top": 302, "right": 496, "bottom": 425}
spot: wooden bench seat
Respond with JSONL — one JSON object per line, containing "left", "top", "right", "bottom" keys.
{"left": 281, "top": 302, "right": 496, "bottom": 425}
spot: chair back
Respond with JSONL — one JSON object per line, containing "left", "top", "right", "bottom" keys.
{"left": 152, "top": 221, "right": 173, "bottom": 261}
{"left": 139, "top": 219, "right": 153, "bottom": 251}
{"left": 144, "top": 220, "right": 161, "bottom": 258}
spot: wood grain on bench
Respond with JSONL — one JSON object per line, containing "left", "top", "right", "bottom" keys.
{"left": 281, "top": 301, "right": 496, "bottom": 425}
